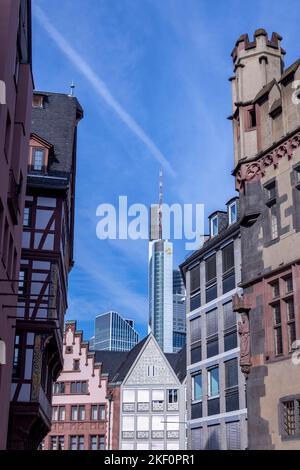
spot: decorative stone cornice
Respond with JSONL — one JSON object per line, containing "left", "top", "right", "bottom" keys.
{"left": 235, "top": 130, "right": 300, "bottom": 190}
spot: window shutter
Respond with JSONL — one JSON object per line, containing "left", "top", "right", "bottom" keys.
{"left": 191, "top": 316, "right": 201, "bottom": 343}
{"left": 137, "top": 389, "right": 150, "bottom": 402}
{"left": 207, "top": 424, "right": 221, "bottom": 449}
{"left": 225, "top": 358, "right": 238, "bottom": 388}
{"left": 191, "top": 427, "right": 203, "bottom": 450}
{"left": 152, "top": 390, "right": 164, "bottom": 401}
{"left": 226, "top": 421, "right": 241, "bottom": 450}
{"left": 206, "top": 309, "right": 218, "bottom": 336}
{"left": 123, "top": 389, "right": 135, "bottom": 402}
{"left": 206, "top": 255, "right": 216, "bottom": 283}
{"left": 224, "top": 302, "right": 236, "bottom": 329}
{"left": 222, "top": 243, "right": 234, "bottom": 273}
{"left": 190, "top": 265, "right": 200, "bottom": 292}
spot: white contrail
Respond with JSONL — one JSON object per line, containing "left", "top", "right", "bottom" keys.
{"left": 33, "top": 5, "right": 176, "bottom": 177}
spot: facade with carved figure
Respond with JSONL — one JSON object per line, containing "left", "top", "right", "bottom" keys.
{"left": 229, "top": 29, "right": 300, "bottom": 449}
{"left": 0, "top": 0, "right": 33, "bottom": 449}
{"left": 44, "top": 321, "right": 120, "bottom": 450}
{"left": 180, "top": 199, "right": 248, "bottom": 450}
{"left": 119, "top": 334, "right": 186, "bottom": 450}
{"left": 7, "top": 91, "right": 83, "bottom": 449}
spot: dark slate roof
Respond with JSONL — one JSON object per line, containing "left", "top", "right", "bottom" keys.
{"left": 31, "top": 91, "right": 83, "bottom": 183}
{"left": 165, "top": 346, "right": 187, "bottom": 383}
{"left": 253, "top": 79, "right": 277, "bottom": 103}
{"left": 94, "top": 336, "right": 149, "bottom": 382}
{"left": 279, "top": 58, "right": 300, "bottom": 83}
{"left": 94, "top": 335, "right": 186, "bottom": 384}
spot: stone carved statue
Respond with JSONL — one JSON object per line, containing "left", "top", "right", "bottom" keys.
{"left": 232, "top": 293, "right": 252, "bottom": 376}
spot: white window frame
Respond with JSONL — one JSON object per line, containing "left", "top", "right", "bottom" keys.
{"left": 228, "top": 201, "right": 237, "bottom": 225}
{"left": 208, "top": 366, "right": 220, "bottom": 398}
{"left": 211, "top": 215, "right": 218, "bottom": 237}
{"left": 123, "top": 389, "right": 135, "bottom": 403}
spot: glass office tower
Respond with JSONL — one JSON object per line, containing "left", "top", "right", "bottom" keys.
{"left": 92, "top": 311, "right": 139, "bottom": 352}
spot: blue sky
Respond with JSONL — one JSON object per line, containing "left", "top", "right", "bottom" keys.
{"left": 32, "top": 0, "right": 300, "bottom": 341}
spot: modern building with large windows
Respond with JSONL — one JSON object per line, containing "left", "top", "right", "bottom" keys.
{"left": 173, "top": 269, "right": 186, "bottom": 352}
{"left": 180, "top": 197, "right": 248, "bottom": 450}
{"left": 92, "top": 311, "right": 139, "bottom": 352}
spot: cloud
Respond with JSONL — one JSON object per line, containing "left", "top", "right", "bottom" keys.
{"left": 33, "top": 4, "right": 175, "bottom": 177}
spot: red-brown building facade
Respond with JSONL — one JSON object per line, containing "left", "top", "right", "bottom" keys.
{"left": 44, "top": 321, "right": 120, "bottom": 450}
{"left": 230, "top": 29, "right": 300, "bottom": 449}
{"left": 7, "top": 91, "right": 83, "bottom": 449}
{"left": 0, "top": 0, "right": 33, "bottom": 449}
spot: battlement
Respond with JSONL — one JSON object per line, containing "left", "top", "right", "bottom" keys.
{"left": 232, "top": 29, "right": 285, "bottom": 63}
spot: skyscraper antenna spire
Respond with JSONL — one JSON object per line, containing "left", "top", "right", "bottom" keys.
{"left": 69, "top": 80, "right": 75, "bottom": 97}
{"left": 159, "top": 168, "right": 163, "bottom": 239}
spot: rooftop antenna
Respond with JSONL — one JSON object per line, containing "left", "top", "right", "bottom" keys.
{"left": 159, "top": 168, "right": 163, "bottom": 239}
{"left": 69, "top": 81, "right": 75, "bottom": 97}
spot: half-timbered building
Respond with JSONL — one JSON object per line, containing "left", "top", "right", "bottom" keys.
{"left": 7, "top": 91, "right": 83, "bottom": 449}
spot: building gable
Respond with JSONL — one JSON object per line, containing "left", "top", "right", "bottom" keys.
{"left": 123, "top": 336, "right": 179, "bottom": 386}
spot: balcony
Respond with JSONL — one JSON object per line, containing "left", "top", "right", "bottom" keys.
{"left": 167, "top": 430, "right": 179, "bottom": 439}
{"left": 152, "top": 400, "right": 164, "bottom": 412}
{"left": 167, "top": 402, "right": 179, "bottom": 411}
{"left": 152, "top": 431, "right": 164, "bottom": 439}
{"left": 123, "top": 403, "right": 135, "bottom": 412}
{"left": 137, "top": 431, "right": 149, "bottom": 439}
{"left": 122, "top": 431, "right": 134, "bottom": 439}
{"left": 137, "top": 402, "right": 150, "bottom": 412}
{"left": 7, "top": 169, "right": 21, "bottom": 224}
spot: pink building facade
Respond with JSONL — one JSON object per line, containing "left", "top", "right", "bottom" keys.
{"left": 44, "top": 321, "right": 120, "bottom": 450}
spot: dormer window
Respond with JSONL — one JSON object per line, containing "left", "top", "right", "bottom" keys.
{"left": 32, "top": 148, "right": 45, "bottom": 172}
{"left": 245, "top": 105, "right": 257, "bottom": 131}
{"left": 32, "top": 95, "right": 44, "bottom": 108}
{"left": 228, "top": 201, "right": 237, "bottom": 225}
{"left": 211, "top": 216, "right": 218, "bottom": 237}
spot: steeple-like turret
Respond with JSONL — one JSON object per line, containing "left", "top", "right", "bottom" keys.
{"left": 230, "top": 29, "right": 285, "bottom": 165}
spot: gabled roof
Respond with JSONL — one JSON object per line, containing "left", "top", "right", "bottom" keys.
{"left": 279, "top": 58, "right": 300, "bottom": 83}
{"left": 94, "top": 334, "right": 187, "bottom": 384}
{"left": 253, "top": 79, "right": 277, "bottom": 103}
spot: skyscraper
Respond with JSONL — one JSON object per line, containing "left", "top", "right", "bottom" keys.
{"left": 173, "top": 269, "right": 186, "bottom": 352}
{"left": 148, "top": 170, "right": 173, "bottom": 353}
{"left": 92, "top": 311, "right": 139, "bottom": 352}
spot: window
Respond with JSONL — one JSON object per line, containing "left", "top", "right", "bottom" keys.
{"left": 225, "top": 358, "right": 239, "bottom": 412}
{"left": 23, "top": 206, "right": 32, "bottom": 227}
{"left": 50, "top": 436, "right": 58, "bottom": 451}
{"left": 4, "top": 112, "right": 11, "bottom": 160}
{"left": 122, "top": 416, "right": 134, "bottom": 433}
{"left": 280, "top": 397, "right": 300, "bottom": 438}
{"left": 190, "top": 316, "right": 201, "bottom": 364}
{"left": 152, "top": 415, "right": 164, "bottom": 431}
{"left": 226, "top": 421, "right": 241, "bottom": 450}
{"left": 168, "top": 389, "right": 178, "bottom": 404}
{"left": 206, "top": 309, "right": 219, "bottom": 358}
{"left": 286, "top": 276, "right": 293, "bottom": 294}
{"left": 78, "top": 405, "right": 85, "bottom": 421}
{"left": 137, "top": 389, "right": 150, "bottom": 403}
{"left": 90, "top": 435, "right": 105, "bottom": 450}
{"left": 32, "top": 148, "right": 44, "bottom": 171}
{"left": 266, "top": 181, "right": 276, "bottom": 200}
{"left": 91, "top": 404, "right": 106, "bottom": 421}
{"left": 191, "top": 427, "right": 203, "bottom": 450}
{"left": 286, "top": 298, "right": 296, "bottom": 351}
{"left": 152, "top": 390, "right": 164, "bottom": 411}
{"left": 123, "top": 389, "right": 135, "bottom": 402}
{"left": 248, "top": 106, "right": 256, "bottom": 129}
{"left": 207, "top": 424, "right": 221, "bottom": 450}
{"left": 147, "top": 365, "right": 155, "bottom": 377}
{"left": 70, "top": 436, "right": 84, "bottom": 451}
{"left": 222, "top": 242, "right": 235, "bottom": 293}
{"left": 271, "top": 280, "right": 280, "bottom": 298}
{"left": 208, "top": 366, "right": 219, "bottom": 398}
{"left": 32, "top": 95, "right": 44, "bottom": 108}
{"left": 18, "top": 268, "right": 27, "bottom": 297}
{"left": 71, "top": 406, "right": 78, "bottom": 421}
{"left": 223, "top": 302, "right": 237, "bottom": 351}
{"left": 12, "top": 334, "right": 21, "bottom": 378}
{"left": 190, "top": 264, "right": 200, "bottom": 293}
{"left": 190, "top": 292, "right": 200, "bottom": 311}
{"left": 273, "top": 303, "right": 283, "bottom": 355}
{"left": 192, "top": 372, "right": 202, "bottom": 401}
{"left": 137, "top": 416, "right": 149, "bottom": 439}
{"left": 53, "top": 382, "right": 65, "bottom": 394}
{"left": 52, "top": 406, "right": 65, "bottom": 421}
{"left": 228, "top": 201, "right": 237, "bottom": 225}
{"left": 205, "top": 254, "right": 217, "bottom": 302}
{"left": 211, "top": 216, "right": 218, "bottom": 237}
{"left": 73, "top": 359, "right": 80, "bottom": 371}
{"left": 70, "top": 381, "right": 87, "bottom": 394}
{"left": 270, "top": 204, "right": 279, "bottom": 240}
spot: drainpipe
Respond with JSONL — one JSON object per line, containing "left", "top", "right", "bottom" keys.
{"left": 106, "top": 393, "right": 113, "bottom": 450}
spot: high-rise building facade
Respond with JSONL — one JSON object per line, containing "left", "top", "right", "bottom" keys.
{"left": 173, "top": 269, "right": 186, "bottom": 352}
{"left": 230, "top": 29, "right": 300, "bottom": 449}
{"left": 0, "top": 0, "right": 33, "bottom": 449}
{"left": 180, "top": 197, "right": 248, "bottom": 450}
{"left": 7, "top": 91, "right": 83, "bottom": 449}
{"left": 93, "top": 311, "right": 139, "bottom": 352}
{"left": 148, "top": 171, "right": 174, "bottom": 353}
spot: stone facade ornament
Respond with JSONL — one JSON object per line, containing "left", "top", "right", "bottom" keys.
{"left": 232, "top": 293, "right": 252, "bottom": 376}
{"left": 235, "top": 130, "right": 300, "bottom": 189}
